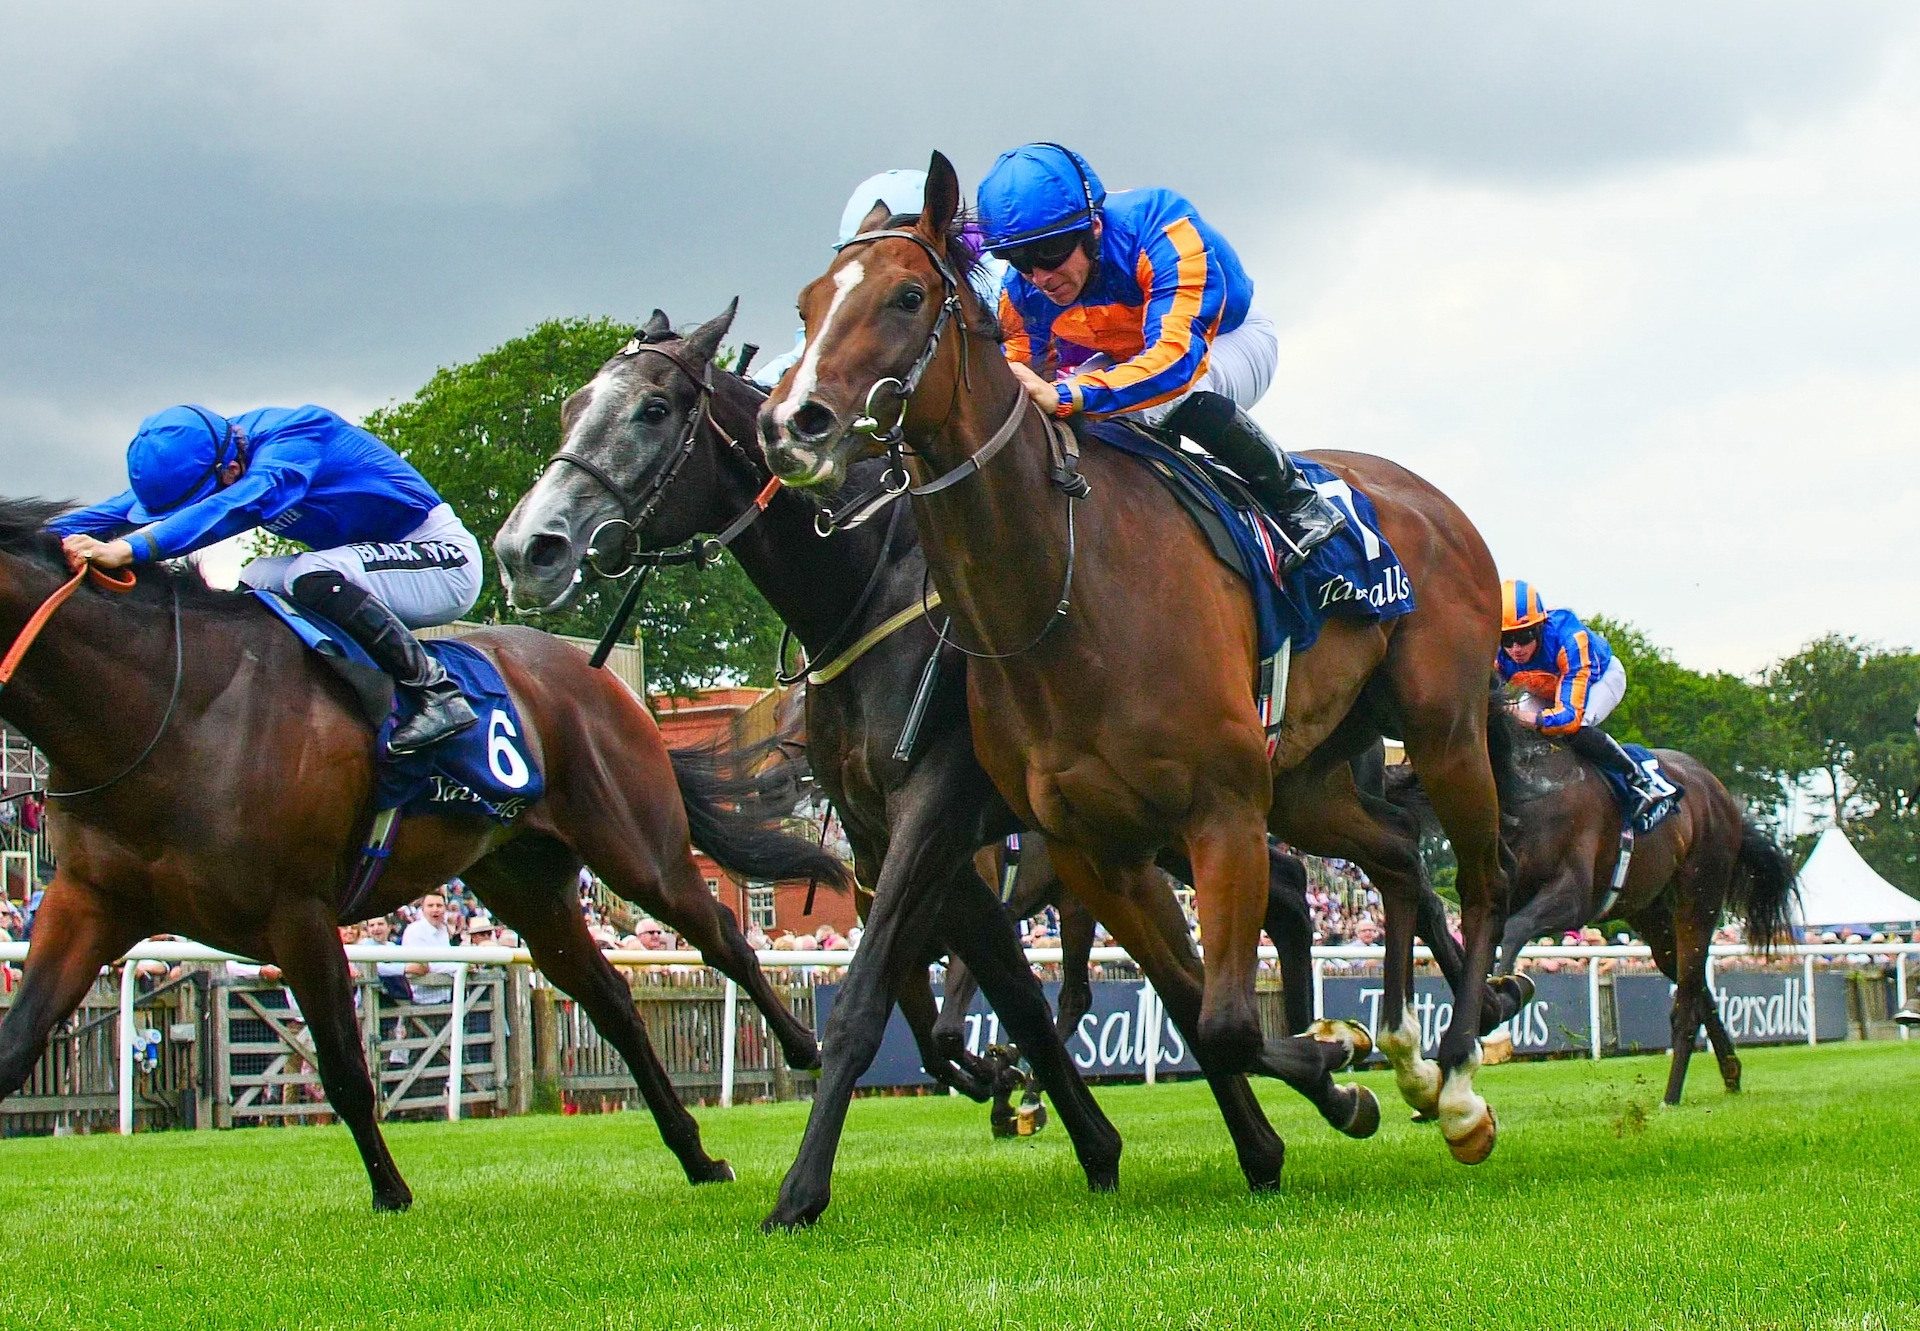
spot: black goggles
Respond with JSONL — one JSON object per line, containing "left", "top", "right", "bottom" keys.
{"left": 993, "top": 230, "right": 1086, "bottom": 275}
{"left": 1500, "top": 627, "right": 1540, "bottom": 649}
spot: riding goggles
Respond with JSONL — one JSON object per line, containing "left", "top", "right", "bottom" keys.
{"left": 993, "top": 229, "right": 1087, "bottom": 276}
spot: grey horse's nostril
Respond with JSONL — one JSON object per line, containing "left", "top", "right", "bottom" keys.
{"left": 525, "top": 532, "right": 571, "bottom": 573}
{"left": 790, "top": 399, "right": 838, "bottom": 444}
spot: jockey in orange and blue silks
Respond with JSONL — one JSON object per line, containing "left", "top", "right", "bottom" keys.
{"left": 1496, "top": 579, "right": 1659, "bottom": 816}
{"left": 977, "top": 143, "right": 1345, "bottom": 570}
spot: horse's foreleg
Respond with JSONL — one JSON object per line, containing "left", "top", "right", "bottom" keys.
{"left": 1662, "top": 907, "right": 1713, "bottom": 1107}
{"left": 908, "top": 959, "right": 995, "bottom": 1101}
{"left": 1054, "top": 891, "right": 1098, "bottom": 1043}
{"left": 0, "top": 877, "right": 143, "bottom": 1101}
{"left": 1260, "top": 849, "right": 1316, "bottom": 1034}
{"left": 936, "top": 865, "right": 1122, "bottom": 1191}
{"left": 1045, "top": 846, "right": 1300, "bottom": 1190}
{"left": 764, "top": 759, "right": 986, "bottom": 1231}
{"left": 266, "top": 900, "right": 412, "bottom": 1211}
{"left": 1183, "top": 811, "right": 1275, "bottom": 1071}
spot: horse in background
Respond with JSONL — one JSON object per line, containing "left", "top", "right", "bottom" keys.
{"left": 0, "top": 497, "right": 849, "bottom": 1208}
{"left": 1387, "top": 718, "right": 1797, "bottom": 1104}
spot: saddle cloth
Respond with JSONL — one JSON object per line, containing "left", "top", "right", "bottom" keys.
{"left": 1085, "top": 421, "right": 1416, "bottom": 661}
{"left": 253, "top": 591, "right": 543, "bottom": 823}
{"left": 1596, "top": 742, "right": 1683, "bottom": 835}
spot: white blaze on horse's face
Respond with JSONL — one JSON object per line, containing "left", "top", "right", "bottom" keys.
{"left": 773, "top": 259, "right": 866, "bottom": 443}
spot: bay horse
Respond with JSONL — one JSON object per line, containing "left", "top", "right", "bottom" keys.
{"left": 494, "top": 309, "right": 1382, "bottom": 1230}
{"left": 759, "top": 152, "right": 1524, "bottom": 1167}
{"left": 1388, "top": 723, "right": 1798, "bottom": 1104}
{"left": 0, "top": 497, "right": 850, "bottom": 1209}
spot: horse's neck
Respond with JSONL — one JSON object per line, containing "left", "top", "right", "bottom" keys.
{"left": 0, "top": 561, "right": 182, "bottom": 783}
{"left": 906, "top": 369, "right": 1066, "bottom": 651}
{"left": 728, "top": 483, "right": 904, "bottom": 656}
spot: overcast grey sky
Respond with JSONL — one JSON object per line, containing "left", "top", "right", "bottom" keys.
{"left": 2, "top": 1, "right": 1914, "bottom": 673}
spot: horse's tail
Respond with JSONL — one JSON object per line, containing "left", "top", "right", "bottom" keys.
{"left": 1728, "top": 816, "right": 1798, "bottom": 957}
{"left": 667, "top": 734, "right": 854, "bottom": 894}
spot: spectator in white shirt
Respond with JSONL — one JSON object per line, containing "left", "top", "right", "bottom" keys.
{"left": 401, "top": 892, "right": 458, "bottom": 1003}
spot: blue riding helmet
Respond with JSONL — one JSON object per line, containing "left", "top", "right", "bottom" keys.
{"left": 125, "top": 404, "right": 242, "bottom": 521}
{"left": 977, "top": 143, "right": 1106, "bottom": 251}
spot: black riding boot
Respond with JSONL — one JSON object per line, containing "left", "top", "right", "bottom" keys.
{"left": 1165, "top": 390, "right": 1346, "bottom": 571}
{"left": 1566, "top": 726, "right": 1658, "bottom": 818}
{"left": 289, "top": 571, "right": 478, "bottom": 755}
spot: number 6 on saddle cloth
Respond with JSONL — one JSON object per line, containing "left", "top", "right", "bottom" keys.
{"left": 255, "top": 590, "right": 544, "bottom": 917}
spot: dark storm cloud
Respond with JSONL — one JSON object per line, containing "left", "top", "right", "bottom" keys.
{"left": 0, "top": 0, "right": 1907, "bottom": 498}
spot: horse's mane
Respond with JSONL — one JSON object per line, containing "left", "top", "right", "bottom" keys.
{"left": 0, "top": 495, "right": 255, "bottom": 615}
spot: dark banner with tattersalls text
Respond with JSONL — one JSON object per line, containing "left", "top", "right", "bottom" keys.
{"left": 814, "top": 980, "right": 1201, "bottom": 1090}
{"left": 1316, "top": 973, "right": 1595, "bottom": 1057}
{"left": 1611, "top": 969, "right": 1850, "bottom": 1049}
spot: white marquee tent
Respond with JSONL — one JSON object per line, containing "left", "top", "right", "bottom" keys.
{"left": 1792, "top": 828, "right": 1920, "bottom": 931}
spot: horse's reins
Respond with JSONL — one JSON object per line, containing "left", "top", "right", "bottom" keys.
{"left": 0, "top": 560, "right": 185, "bottom": 800}
{"left": 830, "top": 226, "right": 1089, "bottom": 663}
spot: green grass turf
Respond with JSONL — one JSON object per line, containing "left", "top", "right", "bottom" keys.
{"left": 2, "top": 1042, "right": 1916, "bottom": 1330}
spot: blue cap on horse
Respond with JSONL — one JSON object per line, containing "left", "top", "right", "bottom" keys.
{"left": 126, "top": 405, "right": 239, "bottom": 521}
{"left": 977, "top": 143, "right": 1106, "bottom": 251}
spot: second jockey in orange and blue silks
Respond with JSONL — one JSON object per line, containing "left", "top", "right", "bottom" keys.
{"left": 977, "top": 143, "right": 1345, "bottom": 569}
{"left": 1495, "top": 578, "right": 1661, "bottom": 817}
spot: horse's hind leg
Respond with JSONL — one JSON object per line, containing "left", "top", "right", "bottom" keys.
{"left": 1261, "top": 848, "right": 1316, "bottom": 1035}
{"left": 0, "top": 877, "right": 144, "bottom": 1102}
{"left": 468, "top": 842, "right": 733, "bottom": 1184}
{"left": 569, "top": 808, "right": 821, "bottom": 1074}
{"left": 1054, "top": 891, "right": 1098, "bottom": 1042}
{"left": 266, "top": 898, "right": 412, "bottom": 1211}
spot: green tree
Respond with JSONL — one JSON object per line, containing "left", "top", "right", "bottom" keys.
{"left": 1587, "top": 616, "right": 1786, "bottom": 818}
{"left": 361, "top": 317, "right": 781, "bottom": 696}
{"left": 1767, "top": 635, "right": 1920, "bottom": 891}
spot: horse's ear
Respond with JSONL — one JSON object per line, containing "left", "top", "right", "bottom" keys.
{"left": 922, "top": 150, "right": 961, "bottom": 238}
{"left": 682, "top": 298, "right": 738, "bottom": 366}
{"left": 640, "top": 309, "right": 672, "bottom": 342}
{"left": 855, "top": 199, "right": 892, "bottom": 237}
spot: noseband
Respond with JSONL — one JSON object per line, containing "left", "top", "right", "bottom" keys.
{"left": 543, "top": 340, "right": 771, "bottom": 579}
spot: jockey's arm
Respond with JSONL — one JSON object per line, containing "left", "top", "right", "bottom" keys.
{"left": 45, "top": 490, "right": 142, "bottom": 541}
{"left": 1058, "top": 220, "right": 1220, "bottom": 420}
{"left": 128, "top": 465, "right": 310, "bottom": 563}
{"left": 1535, "top": 630, "right": 1598, "bottom": 736}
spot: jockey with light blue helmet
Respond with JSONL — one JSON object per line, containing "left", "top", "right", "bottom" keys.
{"left": 978, "top": 143, "right": 1343, "bottom": 569}
{"left": 48, "top": 404, "right": 483, "bottom": 753}
{"left": 753, "top": 169, "right": 1010, "bottom": 389}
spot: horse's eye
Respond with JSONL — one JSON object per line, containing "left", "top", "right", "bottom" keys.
{"left": 638, "top": 400, "right": 670, "bottom": 425}
{"left": 898, "top": 287, "right": 925, "bottom": 312}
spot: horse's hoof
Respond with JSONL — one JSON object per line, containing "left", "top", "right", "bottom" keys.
{"left": 1337, "top": 1085, "right": 1380, "bottom": 1140}
{"left": 1410, "top": 1109, "right": 1438, "bottom": 1125}
{"left": 762, "top": 1198, "right": 826, "bottom": 1233}
{"left": 1086, "top": 1164, "right": 1120, "bottom": 1194}
{"left": 1496, "top": 973, "right": 1537, "bottom": 1009}
{"left": 1444, "top": 1103, "right": 1497, "bottom": 1165}
{"left": 1481, "top": 1031, "right": 1514, "bottom": 1066}
{"left": 372, "top": 1188, "right": 413, "bottom": 1214}
{"left": 690, "top": 1158, "right": 736, "bottom": 1185}
{"left": 1306, "top": 1018, "right": 1373, "bottom": 1068}
{"left": 785, "top": 1043, "right": 823, "bottom": 1073}
{"left": 1723, "top": 1062, "right": 1743, "bottom": 1094}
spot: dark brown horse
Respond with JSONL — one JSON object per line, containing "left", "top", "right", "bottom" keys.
{"left": 760, "top": 153, "right": 1522, "bottom": 1167}
{"left": 0, "top": 497, "right": 850, "bottom": 1208}
{"left": 495, "top": 309, "right": 1380, "bottom": 1230}
{"left": 1389, "top": 725, "right": 1797, "bottom": 1104}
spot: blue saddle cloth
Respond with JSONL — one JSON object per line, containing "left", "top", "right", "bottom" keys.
{"left": 1595, "top": 742, "right": 1683, "bottom": 835}
{"left": 253, "top": 591, "right": 543, "bottom": 823}
{"left": 1086, "top": 422, "right": 1415, "bottom": 658}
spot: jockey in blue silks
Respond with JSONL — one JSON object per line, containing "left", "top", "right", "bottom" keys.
{"left": 48, "top": 404, "right": 484, "bottom": 754}
{"left": 978, "top": 143, "right": 1344, "bottom": 569}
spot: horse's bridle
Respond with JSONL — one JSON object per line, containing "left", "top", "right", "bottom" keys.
{"left": 543, "top": 339, "right": 774, "bottom": 579}
{"left": 826, "top": 226, "right": 1088, "bottom": 661}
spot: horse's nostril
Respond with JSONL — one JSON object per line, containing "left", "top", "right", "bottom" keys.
{"left": 790, "top": 400, "right": 838, "bottom": 443}
{"left": 525, "top": 532, "right": 571, "bottom": 574}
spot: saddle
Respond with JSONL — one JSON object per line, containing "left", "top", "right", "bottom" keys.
{"left": 1597, "top": 742, "right": 1683, "bottom": 836}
